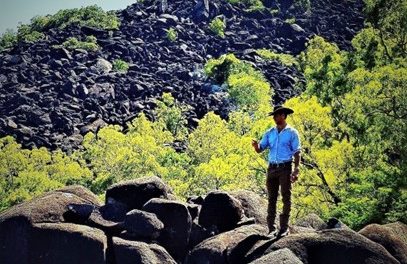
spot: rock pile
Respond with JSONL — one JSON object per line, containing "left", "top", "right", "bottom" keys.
{"left": 0, "top": 176, "right": 405, "bottom": 264}
{"left": 0, "top": 0, "right": 365, "bottom": 151}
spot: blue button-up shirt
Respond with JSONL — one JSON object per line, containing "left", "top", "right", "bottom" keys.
{"left": 259, "top": 124, "right": 301, "bottom": 164}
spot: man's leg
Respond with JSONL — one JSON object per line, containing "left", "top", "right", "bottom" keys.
{"left": 279, "top": 165, "right": 292, "bottom": 234}
{"left": 266, "top": 165, "right": 279, "bottom": 233}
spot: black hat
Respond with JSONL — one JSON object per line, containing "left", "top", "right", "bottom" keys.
{"left": 268, "top": 106, "right": 294, "bottom": 116}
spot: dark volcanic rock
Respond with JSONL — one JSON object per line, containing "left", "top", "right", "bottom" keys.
{"left": 112, "top": 237, "right": 176, "bottom": 264}
{"left": 247, "top": 229, "right": 400, "bottom": 264}
{"left": 198, "top": 190, "right": 244, "bottom": 233}
{"left": 143, "top": 198, "right": 192, "bottom": 262}
{"left": 105, "top": 176, "right": 172, "bottom": 210}
{"left": 230, "top": 190, "right": 268, "bottom": 226}
{"left": 185, "top": 224, "right": 267, "bottom": 264}
{"left": 359, "top": 222, "right": 407, "bottom": 264}
{"left": 123, "top": 209, "right": 164, "bottom": 240}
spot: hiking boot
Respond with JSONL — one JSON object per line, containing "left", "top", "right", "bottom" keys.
{"left": 277, "top": 228, "right": 290, "bottom": 238}
{"left": 267, "top": 229, "right": 279, "bottom": 238}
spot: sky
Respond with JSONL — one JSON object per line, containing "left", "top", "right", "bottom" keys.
{"left": 0, "top": 0, "right": 138, "bottom": 34}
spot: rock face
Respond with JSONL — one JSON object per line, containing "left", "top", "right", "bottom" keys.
{"left": 0, "top": 0, "right": 365, "bottom": 152}
{"left": 1, "top": 176, "right": 403, "bottom": 264}
{"left": 359, "top": 222, "right": 407, "bottom": 264}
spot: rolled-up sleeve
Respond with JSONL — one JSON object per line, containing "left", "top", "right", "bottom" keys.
{"left": 259, "top": 131, "right": 269, "bottom": 151}
{"left": 290, "top": 129, "right": 301, "bottom": 154}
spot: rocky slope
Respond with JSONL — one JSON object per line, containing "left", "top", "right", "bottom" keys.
{"left": 1, "top": 176, "right": 405, "bottom": 264}
{"left": 0, "top": 0, "right": 364, "bottom": 151}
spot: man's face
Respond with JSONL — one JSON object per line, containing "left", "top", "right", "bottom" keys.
{"left": 273, "top": 112, "right": 286, "bottom": 124}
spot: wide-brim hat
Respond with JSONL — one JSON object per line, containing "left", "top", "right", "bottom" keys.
{"left": 268, "top": 106, "right": 294, "bottom": 116}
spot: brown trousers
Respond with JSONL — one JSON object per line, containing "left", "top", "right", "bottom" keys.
{"left": 266, "top": 163, "right": 292, "bottom": 231}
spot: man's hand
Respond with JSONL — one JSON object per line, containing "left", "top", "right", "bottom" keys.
{"left": 252, "top": 139, "right": 261, "bottom": 153}
{"left": 290, "top": 167, "right": 299, "bottom": 183}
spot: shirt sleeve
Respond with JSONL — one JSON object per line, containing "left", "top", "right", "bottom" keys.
{"left": 259, "top": 131, "right": 269, "bottom": 151}
{"left": 290, "top": 129, "right": 301, "bottom": 154}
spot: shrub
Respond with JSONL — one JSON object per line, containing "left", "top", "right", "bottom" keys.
{"left": 209, "top": 17, "right": 226, "bottom": 38}
{"left": 1, "top": 5, "right": 119, "bottom": 51}
{"left": 256, "top": 49, "right": 298, "bottom": 67}
{"left": 112, "top": 59, "right": 129, "bottom": 73}
{"left": 293, "top": 0, "right": 311, "bottom": 13}
{"left": 44, "top": 5, "right": 120, "bottom": 30}
{"left": 285, "top": 17, "right": 296, "bottom": 24}
{"left": 0, "top": 29, "right": 17, "bottom": 52}
{"left": 62, "top": 35, "right": 99, "bottom": 51}
{"left": 166, "top": 27, "right": 178, "bottom": 42}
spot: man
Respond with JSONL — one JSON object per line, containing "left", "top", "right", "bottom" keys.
{"left": 251, "top": 105, "right": 301, "bottom": 238}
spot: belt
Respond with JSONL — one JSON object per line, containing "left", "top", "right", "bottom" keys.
{"left": 268, "top": 161, "right": 292, "bottom": 169}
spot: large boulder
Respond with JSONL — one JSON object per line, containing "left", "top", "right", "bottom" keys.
{"left": 123, "top": 209, "right": 164, "bottom": 240}
{"left": 56, "top": 185, "right": 102, "bottom": 206}
{"left": 198, "top": 191, "right": 244, "bottom": 233}
{"left": 143, "top": 198, "right": 192, "bottom": 262}
{"left": 112, "top": 237, "right": 176, "bottom": 264}
{"left": 0, "top": 222, "right": 106, "bottom": 264}
{"left": 105, "top": 176, "right": 172, "bottom": 210}
{"left": 249, "top": 248, "right": 303, "bottom": 264}
{"left": 0, "top": 187, "right": 102, "bottom": 263}
{"left": 0, "top": 187, "right": 99, "bottom": 224}
{"left": 230, "top": 190, "right": 268, "bottom": 226}
{"left": 185, "top": 224, "right": 267, "bottom": 264}
{"left": 249, "top": 229, "right": 400, "bottom": 264}
{"left": 294, "top": 213, "right": 327, "bottom": 231}
{"left": 359, "top": 222, "right": 407, "bottom": 264}
{"left": 29, "top": 223, "right": 106, "bottom": 264}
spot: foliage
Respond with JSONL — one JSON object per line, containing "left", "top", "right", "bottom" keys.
{"left": 256, "top": 49, "right": 298, "bottom": 67}
{"left": 293, "top": 0, "right": 311, "bottom": 13}
{"left": 209, "top": 17, "right": 226, "bottom": 38}
{"left": 204, "top": 53, "right": 273, "bottom": 113}
{"left": 0, "top": 5, "right": 119, "bottom": 51}
{"left": 0, "top": 29, "right": 17, "bottom": 52}
{"left": 363, "top": 0, "right": 407, "bottom": 60}
{"left": 38, "top": 5, "right": 120, "bottom": 30}
{"left": 62, "top": 36, "right": 99, "bottom": 51}
{"left": 166, "top": 27, "right": 178, "bottom": 42}
{"left": 285, "top": 17, "right": 296, "bottom": 24}
{"left": 112, "top": 59, "right": 129, "bottom": 73}
{"left": 154, "top": 92, "right": 190, "bottom": 140}
{"left": 0, "top": 136, "right": 93, "bottom": 212}
{"left": 226, "top": 0, "right": 265, "bottom": 11}
{"left": 298, "top": 36, "right": 349, "bottom": 106}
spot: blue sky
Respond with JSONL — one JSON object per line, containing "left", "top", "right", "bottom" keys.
{"left": 0, "top": 0, "right": 137, "bottom": 34}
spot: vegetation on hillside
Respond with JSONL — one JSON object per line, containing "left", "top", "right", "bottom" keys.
{"left": 0, "top": 5, "right": 119, "bottom": 52}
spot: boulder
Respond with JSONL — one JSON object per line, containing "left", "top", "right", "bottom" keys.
{"left": 198, "top": 191, "right": 244, "bottom": 233}
{"left": 249, "top": 248, "right": 303, "bottom": 264}
{"left": 0, "top": 187, "right": 99, "bottom": 224}
{"left": 185, "top": 225, "right": 267, "bottom": 264}
{"left": 29, "top": 223, "right": 106, "bottom": 264}
{"left": 56, "top": 185, "right": 101, "bottom": 206}
{"left": 143, "top": 198, "right": 192, "bottom": 261}
{"left": 112, "top": 237, "right": 176, "bottom": 264}
{"left": 185, "top": 224, "right": 267, "bottom": 264}
{"left": 294, "top": 213, "right": 327, "bottom": 230}
{"left": 359, "top": 222, "right": 407, "bottom": 264}
{"left": 0, "top": 221, "right": 106, "bottom": 264}
{"left": 250, "top": 229, "right": 400, "bottom": 264}
{"left": 230, "top": 190, "right": 268, "bottom": 225}
{"left": 105, "top": 176, "right": 172, "bottom": 210}
{"left": 123, "top": 209, "right": 164, "bottom": 240}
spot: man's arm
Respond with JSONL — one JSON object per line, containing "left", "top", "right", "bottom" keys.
{"left": 252, "top": 131, "right": 269, "bottom": 153}
{"left": 291, "top": 151, "right": 301, "bottom": 183}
